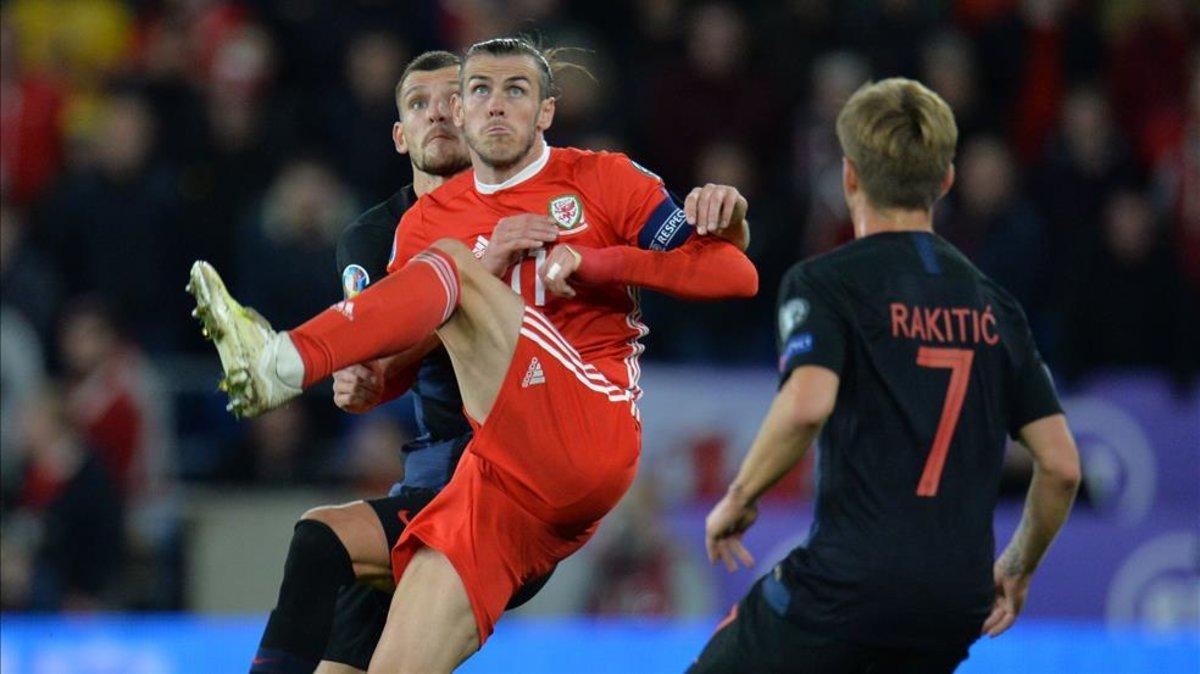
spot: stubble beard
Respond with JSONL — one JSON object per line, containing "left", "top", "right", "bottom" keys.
{"left": 412, "top": 142, "right": 471, "bottom": 177}
{"left": 467, "top": 123, "right": 537, "bottom": 173}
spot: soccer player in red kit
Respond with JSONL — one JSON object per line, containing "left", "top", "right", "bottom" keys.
{"left": 189, "top": 37, "right": 758, "bottom": 673}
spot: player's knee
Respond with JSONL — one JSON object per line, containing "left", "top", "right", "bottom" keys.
{"left": 289, "top": 513, "right": 352, "bottom": 570}
{"left": 300, "top": 504, "right": 336, "bottom": 525}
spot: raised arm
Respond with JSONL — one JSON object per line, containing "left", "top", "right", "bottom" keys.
{"left": 544, "top": 236, "right": 758, "bottom": 300}
{"left": 538, "top": 183, "right": 758, "bottom": 300}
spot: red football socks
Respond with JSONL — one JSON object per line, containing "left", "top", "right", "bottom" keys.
{"left": 288, "top": 249, "right": 460, "bottom": 387}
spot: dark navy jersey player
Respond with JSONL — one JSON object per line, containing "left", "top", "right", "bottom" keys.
{"left": 689, "top": 79, "right": 1081, "bottom": 674}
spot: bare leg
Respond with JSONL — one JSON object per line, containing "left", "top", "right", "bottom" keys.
{"left": 367, "top": 548, "right": 479, "bottom": 674}
{"left": 427, "top": 239, "right": 526, "bottom": 423}
{"left": 367, "top": 239, "right": 530, "bottom": 672}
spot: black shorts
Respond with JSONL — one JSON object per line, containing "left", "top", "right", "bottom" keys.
{"left": 687, "top": 575, "right": 972, "bottom": 674}
{"left": 322, "top": 486, "right": 553, "bottom": 669}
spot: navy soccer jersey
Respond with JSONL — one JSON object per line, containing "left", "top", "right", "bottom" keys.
{"left": 337, "top": 186, "right": 470, "bottom": 490}
{"left": 774, "top": 231, "right": 1062, "bottom": 648}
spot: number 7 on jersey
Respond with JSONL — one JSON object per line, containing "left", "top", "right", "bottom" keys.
{"left": 915, "top": 347, "right": 974, "bottom": 497}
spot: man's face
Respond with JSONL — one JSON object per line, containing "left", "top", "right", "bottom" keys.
{"left": 455, "top": 54, "right": 554, "bottom": 171}
{"left": 395, "top": 66, "right": 470, "bottom": 176}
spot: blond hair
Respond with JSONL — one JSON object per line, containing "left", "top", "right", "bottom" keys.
{"left": 835, "top": 78, "right": 957, "bottom": 210}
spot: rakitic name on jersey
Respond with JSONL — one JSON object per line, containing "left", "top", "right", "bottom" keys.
{"left": 890, "top": 302, "right": 1000, "bottom": 346}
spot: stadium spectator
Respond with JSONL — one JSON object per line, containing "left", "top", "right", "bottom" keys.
{"left": 326, "top": 31, "right": 410, "bottom": 202}
{"left": 235, "top": 158, "right": 356, "bottom": 330}
{"left": 972, "top": 1, "right": 1103, "bottom": 164}
{"left": 920, "top": 29, "right": 996, "bottom": 142}
{"left": 59, "top": 298, "right": 172, "bottom": 507}
{"left": 1105, "top": 0, "right": 1197, "bottom": 166}
{"left": 0, "top": 306, "right": 44, "bottom": 498}
{"left": 939, "top": 136, "right": 1048, "bottom": 318}
{"left": 1033, "top": 84, "right": 1139, "bottom": 262}
{"left": 36, "top": 93, "right": 187, "bottom": 351}
{"left": 10, "top": 384, "right": 125, "bottom": 610}
{"left": 793, "top": 51, "right": 869, "bottom": 256}
{"left": 640, "top": 2, "right": 782, "bottom": 190}
{"left": 0, "top": 201, "right": 63, "bottom": 340}
{"left": 1063, "top": 188, "right": 1190, "bottom": 378}
{"left": 0, "top": 22, "right": 66, "bottom": 207}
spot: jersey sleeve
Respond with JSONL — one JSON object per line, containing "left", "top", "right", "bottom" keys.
{"left": 777, "top": 267, "right": 848, "bottom": 384}
{"left": 1007, "top": 314, "right": 1063, "bottom": 436}
{"left": 337, "top": 203, "right": 398, "bottom": 298}
{"left": 589, "top": 152, "right": 695, "bottom": 251}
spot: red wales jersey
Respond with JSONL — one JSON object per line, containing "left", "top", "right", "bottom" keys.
{"left": 389, "top": 145, "right": 692, "bottom": 399}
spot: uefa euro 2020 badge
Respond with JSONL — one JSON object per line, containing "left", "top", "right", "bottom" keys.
{"left": 342, "top": 264, "right": 370, "bottom": 299}
{"left": 548, "top": 194, "right": 587, "bottom": 232}
{"left": 778, "top": 297, "right": 810, "bottom": 342}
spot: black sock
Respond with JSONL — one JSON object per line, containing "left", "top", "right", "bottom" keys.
{"left": 251, "top": 519, "right": 356, "bottom": 673}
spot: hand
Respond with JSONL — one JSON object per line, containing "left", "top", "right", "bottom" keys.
{"left": 704, "top": 489, "right": 758, "bottom": 572}
{"left": 481, "top": 214, "right": 559, "bottom": 277}
{"left": 332, "top": 363, "right": 384, "bottom": 413}
{"left": 538, "top": 244, "right": 583, "bottom": 298}
{"left": 684, "top": 183, "right": 749, "bottom": 236}
{"left": 981, "top": 557, "right": 1031, "bottom": 637}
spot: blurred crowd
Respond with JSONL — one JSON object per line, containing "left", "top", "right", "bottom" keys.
{"left": 1, "top": 0, "right": 1197, "bottom": 613}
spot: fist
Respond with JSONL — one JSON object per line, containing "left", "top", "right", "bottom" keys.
{"left": 481, "top": 213, "right": 559, "bottom": 277}
{"left": 538, "top": 244, "right": 584, "bottom": 298}
{"left": 684, "top": 183, "right": 748, "bottom": 236}
{"left": 332, "top": 363, "right": 384, "bottom": 413}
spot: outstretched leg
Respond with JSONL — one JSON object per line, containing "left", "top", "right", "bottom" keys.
{"left": 191, "top": 240, "right": 540, "bottom": 670}
{"left": 188, "top": 240, "right": 521, "bottom": 421}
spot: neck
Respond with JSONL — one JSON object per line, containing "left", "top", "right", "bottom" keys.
{"left": 412, "top": 169, "right": 446, "bottom": 197}
{"left": 474, "top": 135, "right": 546, "bottom": 185}
{"left": 852, "top": 200, "right": 935, "bottom": 239}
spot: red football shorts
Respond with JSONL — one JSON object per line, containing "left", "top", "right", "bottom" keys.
{"left": 391, "top": 307, "right": 641, "bottom": 644}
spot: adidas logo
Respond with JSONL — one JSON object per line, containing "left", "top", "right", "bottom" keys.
{"left": 333, "top": 300, "right": 355, "bottom": 321}
{"left": 521, "top": 357, "right": 545, "bottom": 388}
{"left": 471, "top": 235, "right": 490, "bottom": 259}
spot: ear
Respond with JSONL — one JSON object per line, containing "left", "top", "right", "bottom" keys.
{"left": 939, "top": 164, "right": 955, "bottom": 199}
{"left": 842, "top": 156, "right": 859, "bottom": 197}
{"left": 393, "top": 122, "right": 408, "bottom": 155}
{"left": 536, "top": 96, "right": 556, "bottom": 132}
{"left": 451, "top": 92, "right": 464, "bottom": 128}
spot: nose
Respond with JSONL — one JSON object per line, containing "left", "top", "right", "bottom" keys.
{"left": 428, "top": 97, "right": 449, "bottom": 123}
{"left": 486, "top": 93, "right": 506, "bottom": 117}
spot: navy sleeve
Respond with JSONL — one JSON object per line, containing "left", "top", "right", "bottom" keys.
{"left": 1008, "top": 313, "right": 1063, "bottom": 436}
{"left": 337, "top": 200, "right": 401, "bottom": 298}
{"left": 777, "top": 267, "right": 848, "bottom": 384}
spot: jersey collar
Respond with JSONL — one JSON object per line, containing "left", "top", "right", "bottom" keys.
{"left": 474, "top": 142, "right": 551, "bottom": 195}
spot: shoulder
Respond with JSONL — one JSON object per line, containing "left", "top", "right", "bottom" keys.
{"left": 346, "top": 187, "right": 411, "bottom": 234}
{"left": 568, "top": 148, "right": 663, "bottom": 185}
{"left": 782, "top": 242, "right": 866, "bottom": 287}
{"left": 340, "top": 191, "right": 406, "bottom": 256}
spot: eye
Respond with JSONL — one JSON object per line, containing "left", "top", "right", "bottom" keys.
{"left": 508, "top": 85, "right": 525, "bottom": 97}
{"left": 472, "top": 84, "right": 489, "bottom": 96}
{"left": 409, "top": 99, "right": 427, "bottom": 111}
